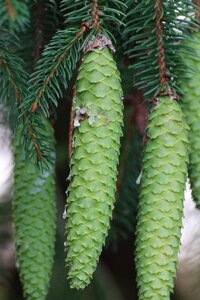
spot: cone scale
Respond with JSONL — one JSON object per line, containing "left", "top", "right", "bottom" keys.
{"left": 13, "top": 123, "right": 56, "bottom": 300}
{"left": 65, "top": 46, "right": 123, "bottom": 289}
{"left": 135, "top": 96, "right": 188, "bottom": 300}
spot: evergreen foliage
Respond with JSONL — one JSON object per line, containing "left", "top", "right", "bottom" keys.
{"left": 20, "top": 0, "right": 126, "bottom": 118}
{"left": 0, "top": 0, "right": 200, "bottom": 299}
{"left": 22, "top": 29, "right": 83, "bottom": 118}
{"left": 0, "top": 0, "right": 30, "bottom": 33}
{"left": 17, "top": 0, "right": 59, "bottom": 72}
{"left": 0, "top": 31, "right": 41, "bottom": 158}
{"left": 61, "top": 0, "right": 126, "bottom": 29}
{"left": 124, "top": 0, "right": 197, "bottom": 98}
{"left": 0, "top": 30, "right": 28, "bottom": 121}
{"left": 0, "top": 29, "right": 54, "bottom": 168}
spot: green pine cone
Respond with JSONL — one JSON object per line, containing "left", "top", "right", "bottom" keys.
{"left": 136, "top": 96, "right": 188, "bottom": 300}
{"left": 178, "top": 32, "right": 200, "bottom": 208}
{"left": 65, "top": 47, "right": 123, "bottom": 289}
{"left": 13, "top": 122, "right": 56, "bottom": 300}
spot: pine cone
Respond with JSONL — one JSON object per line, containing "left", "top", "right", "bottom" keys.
{"left": 136, "top": 96, "right": 188, "bottom": 300}
{"left": 65, "top": 47, "right": 123, "bottom": 289}
{"left": 178, "top": 32, "right": 200, "bottom": 208}
{"left": 13, "top": 122, "right": 56, "bottom": 300}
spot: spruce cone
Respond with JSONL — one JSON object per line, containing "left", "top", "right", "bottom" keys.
{"left": 136, "top": 96, "right": 188, "bottom": 300}
{"left": 65, "top": 47, "right": 123, "bottom": 289}
{"left": 13, "top": 122, "right": 56, "bottom": 300}
{"left": 179, "top": 32, "right": 200, "bottom": 208}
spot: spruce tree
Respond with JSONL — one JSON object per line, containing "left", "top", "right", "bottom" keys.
{"left": 0, "top": 1, "right": 199, "bottom": 299}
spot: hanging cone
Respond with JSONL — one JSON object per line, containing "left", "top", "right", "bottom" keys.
{"left": 13, "top": 121, "right": 56, "bottom": 300}
{"left": 135, "top": 96, "right": 188, "bottom": 300}
{"left": 65, "top": 46, "right": 123, "bottom": 289}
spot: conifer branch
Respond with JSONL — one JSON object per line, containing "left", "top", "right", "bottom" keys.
{"left": 62, "top": 0, "right": 126, "bottom": 31}
{"left": 0, "top": 0, "right": 30, "bottom": 32}
{"left": 21, "top": 29, "right": 84, "bottom": 117}
{"left": 0, "top": 33, "right": 50, "bottom": 164}
{"left": 154, "top": 0, "right": 168, "bottom": 95}
{"left": 21, "top": 0, "right": 126, "bottom": 117}
{"left": 18, "top": 0, "right": 126, "bottom": 164}
{"left": 0, "top": 34, "right": 28, "bottom": 106}
{"left": 17, "top": 0, "right": 59, "bottom": 72}
{"left": 5, "top": 0, "right": 16, "bottom": 21}
{"left": 124, "top": 0, "right": 197, "bottom": 99}
{"left": 0, "top": 50, "right": 43, "bottom": 161}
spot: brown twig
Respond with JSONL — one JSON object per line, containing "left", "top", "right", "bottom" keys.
{"left": 154, "top": 0, "right": 168, "bottom": 93}
{"left": 5, "top": 0, "right": 16, "bottom": 21}
{"left": 154, "top": 0, "right": 178, "bottom": 100}
{"left": 90, "top": 1, "right": 101, "bottom": 31}
{"left": 27, "top": 124, "right": 42, "bottom": 160}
